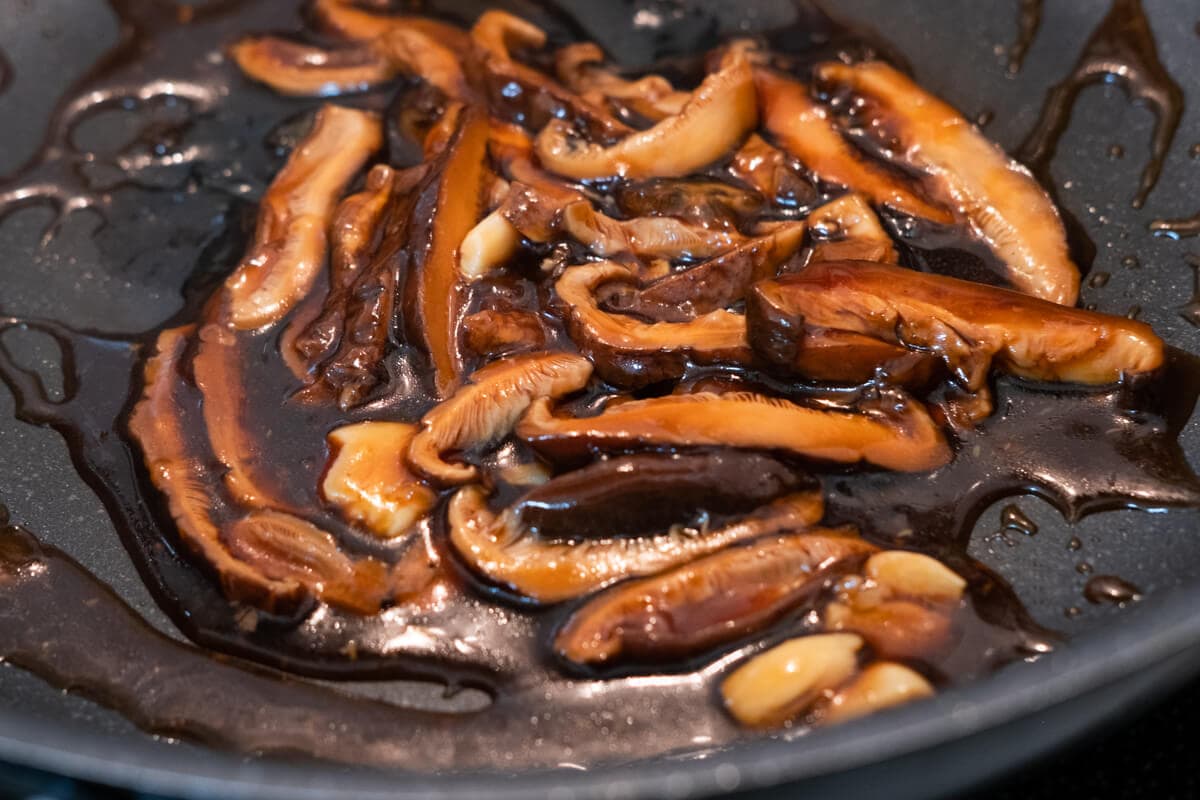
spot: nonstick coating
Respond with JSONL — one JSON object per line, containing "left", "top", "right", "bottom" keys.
{"left": 3, "top": 1, "right": 1200, "bottom": 798}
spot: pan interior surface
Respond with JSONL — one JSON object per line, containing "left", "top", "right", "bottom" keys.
{"left": 2, "top": 0, "right": 1200, "bottom": 797}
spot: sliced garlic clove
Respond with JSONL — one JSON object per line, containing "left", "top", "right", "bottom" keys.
{"left": 323, "top": 421, "right": 436, "bottom": 539}
{"left": 824, "top": 661, "right": 934, "bottom": 724}
{"left": 865, "top": 551, "right": 967, "bottom": 603}
{"left": 721, "top": 633, "right": 863, "bottom": 728}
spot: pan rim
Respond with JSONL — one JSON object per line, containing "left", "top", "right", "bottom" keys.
{"left": 3, "top": 564, "right": 1200, "bottom": 800}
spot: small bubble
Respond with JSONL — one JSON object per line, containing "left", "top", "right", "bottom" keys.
{"left": 1067, "top": 536, "right": 1083, "bottom": 551}
{"left": 1087, "top": 271, "right": 1110, "bottom": 289}
{"left": 1107, "top": 144, "right": 1124, "bottom": 159}
{"left": 1075, "top": 562, "right": 1093, "bottom": 575}
{"left": 1121, "top": 255, "right": 1140, "bottom": 269}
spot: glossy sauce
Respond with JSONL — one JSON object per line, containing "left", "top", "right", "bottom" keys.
{"left": 1017, "top": 0, "right": 1183, "bottom": 209}
{"left": 0, "top": 0, "right": 1196, "bottom": 771}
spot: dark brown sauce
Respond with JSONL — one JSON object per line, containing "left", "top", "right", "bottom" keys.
{"left": 0, "top": 0, "right": 1197, "bottom": 772}
{"left": 1151, "top": 213, "right": 1200, "bottom": 240}
{"left": 1001, "top": 504, "right": 1038, "bottom": 536}
{"left": 1017, "top": 0, "right": 1183, "bottom": 209}
{"left": 1006, "top": 0, "right": 1043, "bottom": 75}
{"left": 1084, "top": 574, "right": 1142, "bottom": 605}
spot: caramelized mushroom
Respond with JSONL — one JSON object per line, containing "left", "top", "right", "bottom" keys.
{"left": 554, "top": 530, "right": 875, "bottom": 665}
{"left": 407, "top": 352, "right": 593, "bottom": 486}
{"left": 754, "top": 68, "right": 951, "bottom": 224}
{"left": 518, "top": 390, "right": 951, "bottom": 473}
{"left": 402, "top": 105, "right": 490, "bottom": 397}
{"left": 303, "top": 164, "right": 428, "bottom": 409}
{"left": 729, "top": 133, "right": 817, "bottom": 209}
{"left": 615, "top": 178, "right": 763, "bottom": 230}
{"left": 375, "top": 25, "right": 470, "bottom": 100}
{"left": 554, "top": 261, "right": 750, "bottom": 386}
{"left": 311, "top": 0, "right": 468, "bottom": 47}
{"left": 322, "top": 422, "right": 437, "bottom": 540}
{"left": 627, "top": 223, "right": 805, "bottom": 317}
{"left": 535, "top": 54, "right": 757, "bottom": 180}
{"left": 225, "top": 509, "right": 436, "bottom": 614}
{"left": 223, "top": 104, "right": 382, "bottom": 330}
{"left": 806, "top": 193, "right": 898, "bottom": 264}
{"left": 230, "top": 38, "right": 397, "bottom": 96}
{"left": 555, "top": 42, "right": 690, "bottom": 121}
{"left": 512, "top": 451, "right": 815, "bottom": 539}
{"left": 292, "top": 163, "right": 395, "bottom": 371}
{"left": 462, "top": 309, "right": 547, "bottom": 358}
{"left": 495, "top": 179, "right": 586, "bottom": 243}
{"left": 749, "top": 260, "right": 1164, "bottom": 392}
{"left": 450, "top": 486, "right": 826, "bottom": 604}
{"left": 129, "top": 327, "right": 304, "bottom": 611}
{"left": 561, "top": 201, "right": 742, "bottom": 261}
{"left": 470, "top": 9, "right": 547, "bottom": 61}
{"left": 817, "top": 61, "right": 1080, "bottom": 304}
{"left": 472, "top": 12, "right": 627, "bottom": 139}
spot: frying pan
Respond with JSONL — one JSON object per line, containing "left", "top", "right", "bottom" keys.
{"left": 2, "top": 0, "right": 1200, "bottom": 797}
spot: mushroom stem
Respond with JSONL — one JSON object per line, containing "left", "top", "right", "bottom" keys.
{"left": 407, "top": 352, "right": 594, "bottom": 486}
{"left": 222, "top": 104, "right": 382, "bottom": 331}
{"left": 535, "top": 54, "right": 757, "bottom": 179}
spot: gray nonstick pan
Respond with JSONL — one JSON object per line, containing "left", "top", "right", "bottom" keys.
{"left": 3, "top": 1, "right": 1200, "bottom": 798}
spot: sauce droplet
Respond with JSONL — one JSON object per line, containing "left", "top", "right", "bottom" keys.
{"left": 1121, "top": 255, "right": 1140, "bottom": 269}
{"left": 1084, "top": 574, "right": 1142, "bottom": 605}
{"left": 1017, "top": 0, "right": 1183, "bottom": 208}
{"left": 1107, "top": 143, "right": 1125, "bottom": 159}
{"left": 1007, "top": 0, "right": 1043, "bottom": 74}
{"left": 1000, "top": 504, "right": 1038, "bottom": 536}
{"left": 1088, "top": 271, "right": 1111, "bottom": 288}
{"left": 1075, "top": 561, "right": 1093, "bottom": 574}
{"left": 1067, "top": 536, "right": 1083, "bottom": 551}
{"left": 1151, "top": 213, "right": 1200, "bottom": 240}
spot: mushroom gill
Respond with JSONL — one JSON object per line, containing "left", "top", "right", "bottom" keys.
{"left": 554, "top": 530, "right": 876, "bottom": 665}
{"left": 560, "top": 201, "right": 743, "bottom": 261}
{"left": 224, "top": 509, "right": 437, "bottom": 615}
{"left": 449, "top": 484, "right": 825, "bottom": 604}
{"left": 231, "top": 38, "right": 397, "bottom": 96}
{"left": 222, "top": 104, "right": 382, "bottom": 331}
{"left": 129, "top": 327, "right": 305, "bottom": 612}
{"left": 517, "top": 390, "right": 951, "bottom": 473}
{"left": 816, "top": 61, "right": 1080, "bottom": 305}
{"left": 749, "top": 260, "right": 1164, "bottom": 391}
{"left": 407, "top": 352, "right": 593, "bottom": 486}
{"left": 554, "top": 261, "right": 751, "bottom": 386}
{"left": 754, "top": 68, "right": 951, "bottom": 225}
{"left": 534, "top": 54, "right": 757, "bottom": 180}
